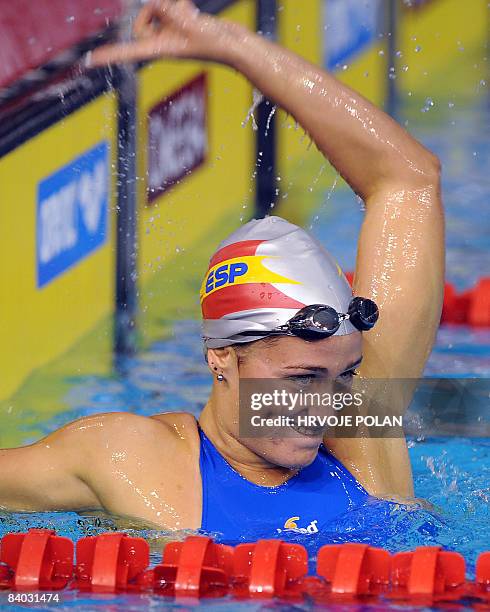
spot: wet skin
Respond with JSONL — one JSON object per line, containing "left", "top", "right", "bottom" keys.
{"left": 0, "top": 334, "right": 362, "bottom": 530}
{"left": 0, "top": 0, "right": 444, "bottom": 530}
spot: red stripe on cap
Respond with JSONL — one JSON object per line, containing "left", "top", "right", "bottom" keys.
{"left": 202, "top": 282, "right": 305, "bottom": 320}
{"left": 208, "top": 240, "right": 264, "bottom": 268}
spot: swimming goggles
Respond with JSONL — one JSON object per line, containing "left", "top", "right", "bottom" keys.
{"left": 242, "top": 298, "right": 379, "bottom": 341}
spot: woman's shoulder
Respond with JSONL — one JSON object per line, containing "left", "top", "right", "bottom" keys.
{"left": 151, "top": 411, "right": 197, "bottom": 428}
{"left": 66, "top": 410, "right": 200, "bottom": 449}
{"left": 150, "top": 411, "right": 200, "bottom": 445}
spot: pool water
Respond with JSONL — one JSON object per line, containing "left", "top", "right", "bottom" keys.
{"left": 1, "top": 88, "right": 489, "bottom": 612}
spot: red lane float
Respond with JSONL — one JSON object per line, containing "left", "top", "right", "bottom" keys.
{"left": 316, "top": 543, "right": 390, "bottom": 597}
{"left": 389, "top": 546, "right": 466, "bottom": 602}
{"left": 153, "top": 535, "right": 232, "bottom": 598}
{"left": 1, "top": 530, "right": 490, "bottom": 604}
{"left": 474, "top": 551, "right": 490, "bottom": 601}
{"left": 74, "top": 532, "right": 149, "bottom": 593}
{"left": 345, "top": 273, "right": 490, "bottom": 327}
{"left": 0, "top": 529, "right": 73, "bottom": 591}
{"left": 233, "top": 539, "right": 307, "bottom": 599}
{"left": 469, "top": 278, "right": 490, "bottom": 327}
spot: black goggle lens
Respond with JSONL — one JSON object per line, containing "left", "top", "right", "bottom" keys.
{"left": 286, "top": 305, "right": 339, "bottom": 340}
{"left": 311, "top": 306, "right": 340, "bottom": 331}
{"left": 287, "top": 298, "right": 378, "bottom": 339}
{"left": 347, "top": 297, "right": 379, "bottom": 331}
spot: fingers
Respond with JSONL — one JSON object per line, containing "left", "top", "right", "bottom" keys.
{"left": 151, "top": 0, "right": 200, "bottom": 27}
{"left": 132, "top": 1, "right": 177, "bottom": 40}
{"left": 84, "top": 0, "right": 201, "bottom": 68}
{"left": 86, "top": 39, "right": 162, "bottom": 67}
{"left": 133, "top": 3, "right": 156, "bottom": 39}
{"left": 131, "top": 0, "right": 191, "bottom": 41}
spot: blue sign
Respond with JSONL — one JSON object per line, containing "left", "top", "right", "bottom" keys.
{"left": 324, "top": 0, "right": 381, "bottom": 71}
{"left": 36, "top": 142, "right": 109, "bottom": 288}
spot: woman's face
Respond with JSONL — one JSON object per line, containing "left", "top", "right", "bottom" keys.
{"left": 212, "top": 332, "right": 363, "bottom": 469}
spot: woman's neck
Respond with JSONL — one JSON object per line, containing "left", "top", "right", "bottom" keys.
{"left": 199, "top": 391, "right": 297, "bottom": 487}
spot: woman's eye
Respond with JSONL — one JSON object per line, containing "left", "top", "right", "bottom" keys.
{"left": 287, "top": 374, "right": 315, "bottom": 386}
{"left": 338, "top": 369, "right": 359, "bottom": 381}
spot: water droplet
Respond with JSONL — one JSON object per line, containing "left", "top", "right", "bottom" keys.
{"left": 66, "top": 15, "right": 75, "bottom": 23}
{"left": 402, "top": 65, "right": 409, "bottom": 72}
{"left": 421, "top": 97, "right": 435, "bottom": 113}
{"left": 414, "top": 45, "right": 422, "bottom": 53}
{"left": 378, "top": 49, "right": 385, "bottom": 56}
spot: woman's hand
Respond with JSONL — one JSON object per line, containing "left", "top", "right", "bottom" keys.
{"left": 87, "top": 0, "right": 239, "bottom": 67}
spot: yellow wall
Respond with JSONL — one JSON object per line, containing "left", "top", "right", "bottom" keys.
{"left": 398, "top": 0, "right": 488, "bottom": 105}
{"left": 274, "top": 0, "right": 487, "bottom": 222}
{"left": 275, "top": 0, "right": 388, "bottom": 225}
{"left": 136, "top": 0, "right": 256, "bottom": 345}
{"left": 0, "top": 94, "right": 117, "bottom": 403}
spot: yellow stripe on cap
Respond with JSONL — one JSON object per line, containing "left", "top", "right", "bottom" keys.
{"left": 200, "top": 255, "right": 301, "bottom": 303}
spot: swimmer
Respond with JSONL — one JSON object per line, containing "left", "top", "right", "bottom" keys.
{"left": 0, "top": 0, "right": 443, "bottom": 539}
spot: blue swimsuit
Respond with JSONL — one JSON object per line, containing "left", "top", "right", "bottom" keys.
{"left": 199, "top": 427, "right": 369, "bottom": 542}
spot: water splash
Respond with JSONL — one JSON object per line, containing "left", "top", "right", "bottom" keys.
{"left": 241, "top": 88, "right": 264, "bottom": 131}
{"left": 264, "top": 104, "right": 276, "bottom": 136}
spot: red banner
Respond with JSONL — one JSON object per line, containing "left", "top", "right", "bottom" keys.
{"left": 0, "top": 0, "right": 122, "bottom": 89}
{"left": 147, "top": 73, "right": 208, "bottom": 203}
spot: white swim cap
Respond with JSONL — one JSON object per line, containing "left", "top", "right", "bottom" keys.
{"left": 201, "top": 216, "right": 356, "bottom": 348}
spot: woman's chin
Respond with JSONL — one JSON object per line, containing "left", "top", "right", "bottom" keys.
{"left": 272, "top": 437, "right": 322, "bottom": 468}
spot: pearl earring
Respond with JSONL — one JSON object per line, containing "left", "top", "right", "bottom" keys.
{"left": 217, "top": 373, "right": 224, "bottom": 382}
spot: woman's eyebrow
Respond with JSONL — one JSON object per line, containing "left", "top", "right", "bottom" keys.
{"left": 282, "top": 356, "right": 363, "bottom": 373}
{"left": 341, "top": 356, "right": 363, "bottom": 372}
{"left": 282, "top": 365, "right": 329, "bottom": 372}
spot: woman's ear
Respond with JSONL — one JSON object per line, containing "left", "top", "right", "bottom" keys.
{"left": 206, "top": 346, "right": 237, "bottom": 374}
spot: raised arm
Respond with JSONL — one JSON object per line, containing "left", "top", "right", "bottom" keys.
{"left": 90, "top": 0, "right": 443, "bottom": 381}
{"left": 203, "top": 14, "right": 444, "bottom": 369}
{"left": 221, "top": 15, "right": 443, "bottom": 497}
{"left": 90, "top": 0, "right": 444, "bottom": 497}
